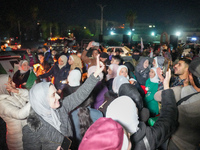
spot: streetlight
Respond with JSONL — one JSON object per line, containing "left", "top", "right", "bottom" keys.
{"left": 176, "top": 31, "right": 181, "bottom": 37}
{"left": 97, "top": 4, "right": 106, "bottom": 35}
{"left": 151, "top": 32, "right": 155, "bottom": 36}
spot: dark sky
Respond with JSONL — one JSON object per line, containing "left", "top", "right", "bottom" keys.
{"left": 2, "top": 0, "right": 200, "bottom": 26}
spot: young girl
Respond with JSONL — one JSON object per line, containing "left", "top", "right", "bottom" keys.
{"left": 144, "top": 67, "right": 160, "bottom": 116}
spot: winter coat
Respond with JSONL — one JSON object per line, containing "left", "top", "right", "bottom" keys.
{"left": 22, "top": 74, "right": 99, "bottom": 150}
{"left": 13, "top": 70, "right": 30, "bottom": 88}
{"left": 131, "top": 89, "right": 178, "bottom": 150}
{"left": 39, "top": 62, "right": 70, "bottom": 90}
{"left": 166, "top": 86, "right": 200, "bottom": 150}
{"left": 0, "top": 89, "right": 30, "bottom": 150}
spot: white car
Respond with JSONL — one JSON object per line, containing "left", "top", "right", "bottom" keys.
{"left": 106, "top": 46, "right": 131, "bottom": 56}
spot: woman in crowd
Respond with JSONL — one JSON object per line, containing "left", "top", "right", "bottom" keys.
{"left": 12, "top": 60, "right": 31, "bottom": 88}
{"left": 71, "top": 97, "right": 103, "bottom": 145}
{"left": 39, "top": 55, "right": 70, "bottom": 93}
{"left": 0, "top": 74, "right": 30, "bottom": 150}
{"left": 61, "top": 68, "right": 82, "bottom": 98}
{"left": 68, "top": 54, "right": 83, "bottom": 73}
{"left": 144, "top": 67, "right": 160, "bottom": 116}
{"left": 135, "top": 57, "right": 150, "bottom": 86}
{"left": 22, "top": 55, "right": 104, "bottom": 150}
{"left": 106, "top": 63, "right": 119, "bottom": 91}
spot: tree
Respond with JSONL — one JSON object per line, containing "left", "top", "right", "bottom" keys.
{"left": 126, "top": 10, "right": 137, "bottom": 43}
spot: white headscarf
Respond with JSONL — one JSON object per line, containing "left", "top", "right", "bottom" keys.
{"left": 112, "top": 76, "right": 129, "bottom": 94}
{"left": 150, "top": 67, "right": 160, "bottom": 83}
{"left": 106, "top": 64, "right": 119, "bottom": 80}
{"left": 0, "top": 74, "right": 9, "bottom": 95}
{"left": 67, "top": 69, "right": 81, "bottom": 87}
{"left": 117, "top": 65, "right": 128, "bottom": 76}
{"left": 87, "top": 66, "right": 103, "bottom": 81}
{"left": 29, "top": 82, "right": 61, "bottom": 132}
{"left": 19, "top": 60, "right": 30, "bottom": 74}
{"left": 106, "top": 96, "right": 139, "bottom": 135}
{"left": 58, "top": 55, "right": 68, "bottom": 69}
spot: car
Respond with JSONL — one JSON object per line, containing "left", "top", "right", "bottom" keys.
{"left": 106, "top": 46, "right": 131, "bottom": 56}
{"left": 0, "top": 51, "right": 27, "bottom": 77}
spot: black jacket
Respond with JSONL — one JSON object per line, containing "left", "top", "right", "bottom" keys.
{"left": 131, "top": 89, "right": 178, "bottom": 150}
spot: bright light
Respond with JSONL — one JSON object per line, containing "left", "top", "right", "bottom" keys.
{"left": 151, "top": 32, "right": 155, "bottom": 36}
{"left": 132, "top": 29, "right": 135, "bottom": 31}
{"left": 149, "top": 25, "right": 152, "bottom": 28}
{"left": 192, "top": 37, "right": 197, "bottom": 41}
{"left": 153, "top": 25, "right": 155, "bottom": 28}
{"left": 176, "top": 31, "right": 181, "bottom": 36}
{"left": 6, "top": 40, "right": 10, "bottom": 43}
{"left": 127, "top": 31, "right": 131, "bottom": 35}
{"left": 110, "top": 31, "right": 115, "bottom": 35}
{"left": 84, "top": 27, "right": 86, "bottom": 29}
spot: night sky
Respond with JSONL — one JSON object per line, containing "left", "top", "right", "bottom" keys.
{"left": 2, "top": 0, "right": 200, "bottom": 26}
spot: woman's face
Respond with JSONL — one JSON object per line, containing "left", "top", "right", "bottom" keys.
{"left": 58, "top": 58, "right": 64, "bottom": 66}
{"left": 119, "top": 67, "right": 128, "bottom": 78}
{"left": 143, "top": 60, "right": 149, "bottom": 69}
{"left": 68, "top": 56, "right": 74, "bottom": 65}
{"left": 152, "top": 59, "right": 156, "bottom": 67}
{"left": 21, "top": 62, "right": 29, "bottom": 71}
{"left": 149, "top": 69, "right": 155, "bottom": 78}
{"left": 48, "top": 85, "right": 60, "bottom": 109}
{"left": 107, "top": 67, "right": 113, "bottom": 75}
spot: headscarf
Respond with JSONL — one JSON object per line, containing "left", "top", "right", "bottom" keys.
{"left": 79, "top": 117, "right": 127, "bottom": 150}
{"left": 70, "top": 55, "right": 82, "bottom": 73}
{"left": 150, "top": 67, "right": 160, "bottom": 83}
{"left": 154, "top": 56, "right": 165, "bottom": 68}
{"left": 136, "top": 57, "right": 149, "bottom": 73}
{"left": 0, "top": 74, "right": 9, "bottom": 95}
{"left": 112, "top": 76, "right": 129, "bottom": 94}
{"left": 87, "top": 66, "right": 103, "bottom": 81}
{"left": 58, "top": 55, "right": 68, "bottom": 69}
{"left": 106, "top": 64, "right": 119, "bottom": 80}
{"left": 117, "top": 65, "right": 128, "bottom": 77}
{"left": 29, "top": 82, "right": 61, "bottom": 132}
{"left": 67, "top": 69, "right": 81, "bottom": 87}
{"left": 19, "top": 60, "right": 30, "bottom": 74}
{"left": 106, "top": 96, "right": 139, "bottom": 134}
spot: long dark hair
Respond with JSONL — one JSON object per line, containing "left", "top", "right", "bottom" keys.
{"left": 78, "top": 107, "right": 93, "bottom": 138}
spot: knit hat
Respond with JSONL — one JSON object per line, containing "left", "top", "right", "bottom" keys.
{"left": 79, "top": 117, "right": 125, "bottom": 150}
{"left": 189, "top": 57, "right": 200, "bottom": 88}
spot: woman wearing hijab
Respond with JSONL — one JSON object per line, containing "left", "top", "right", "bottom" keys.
{"left": 22, "top": 55, "right": 105, "bottom": 150}
{"left": 0, "top": 74, "right": 30, "bottom": 150}
{"left": 13, "top": 60, "right": 31, "bottom": 88}
{"left": 61, "top": 68, "right": 82, "bottom": 98}
{"left": 106, "top": 70, "right": 178, "bottom": 149}
{"left": 39, "top": 55, "right": 70, "bottom": 92}
{"left": 68, "top": 54, "right": 83, "bottom": 73}
{"left": 135, "top": 57, "right": 150, "bottom": 86}
{"left": 106, "top": 64, "right": 119, "bottom": 91}
{"left": 144, "top": 67, "right": 160, "bottom": 116}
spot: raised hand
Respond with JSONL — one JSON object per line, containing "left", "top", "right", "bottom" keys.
{"left": 93, "top": 54, "right": 105, "bottom": 78}
{"left": 163, "top": 69, "right": 171, "bottom": 90}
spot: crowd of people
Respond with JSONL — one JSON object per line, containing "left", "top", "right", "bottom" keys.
{"left": 0, "top": 41, "right": 200, "bottom": 150}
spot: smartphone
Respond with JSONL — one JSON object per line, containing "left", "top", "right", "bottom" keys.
{"left": 60, "top": 136, "right": 72, "bottom": 150}
{"left": 92, "top": 41, "right": 99, "bottom": 47}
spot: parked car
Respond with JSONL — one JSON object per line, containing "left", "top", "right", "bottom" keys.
{"left": 106, "top": 46, "right": 131, "bottom": 56}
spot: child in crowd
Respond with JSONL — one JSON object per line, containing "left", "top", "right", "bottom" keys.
{"left": 144, "top": 67, "right": 160, "bottom": 116}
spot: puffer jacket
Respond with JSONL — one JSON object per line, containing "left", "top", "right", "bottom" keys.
{"left": 0, "top": 89, "right": 30, "bottom": 150}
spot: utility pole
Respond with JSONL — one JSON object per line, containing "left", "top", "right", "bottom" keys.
{"left": 97, "top": 4, "right": 106, "bottom": 35}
